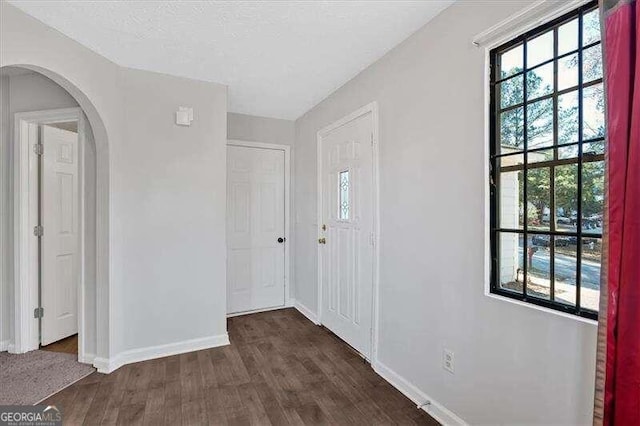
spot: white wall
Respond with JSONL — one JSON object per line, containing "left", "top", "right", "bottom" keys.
{"left": 228, "top": 112, "right": 295, "bottom": 146}
{"left": 8, "top": 71, "right": 78, "bottom": 112}
{"left": 117, "top": 68, "right": 228, "bottom": 351}
{"left": 0, "top": 74, "right": 9, "bottom": 350}
{"left": 83, "top": 122, "right": 97, "bottom": 358}
{"left": 293, "top": 1, "right": 597, "bottom": 424}
{"left": 1, "top": 2, "right": 229, "bottom": 366}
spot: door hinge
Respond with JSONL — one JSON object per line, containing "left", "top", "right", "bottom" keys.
{"left": 371, "top": 133, "right": 374, "bottom": 146}
{"left": 34, "top": 143, "right": 44, "bottom": 156}
{"left": 370, "top": 232, "right": 376, "bottom": 246}
{"left": 33, "top": 225, "right": 43, "bottom": 237}
{"left": 34, "top": 307, "right": 44, "bottom": 319}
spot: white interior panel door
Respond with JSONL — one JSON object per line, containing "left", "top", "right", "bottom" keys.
{"left": 41, "top": 125, "right": 79, "bottom": 346}
{"left": 320, "top": 112, "right": 374, "bottom": 358}
{"left": 227, "top": 145, "right": 285, "bottom": 314}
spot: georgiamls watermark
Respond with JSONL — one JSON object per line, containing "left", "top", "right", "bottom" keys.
{"left": 0, "top": 405, "right": 62, "bottom": 426}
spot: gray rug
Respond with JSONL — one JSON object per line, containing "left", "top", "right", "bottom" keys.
{"left": 0, "top": 350, "right": 95, "bottom": 405}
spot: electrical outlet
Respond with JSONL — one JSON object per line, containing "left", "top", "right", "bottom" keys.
{"left": 443, "top": 349, "right": 454, "bottom": 374}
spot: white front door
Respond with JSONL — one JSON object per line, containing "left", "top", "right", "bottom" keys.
{"left": 319, "top": 111, "right": 375, "bottom": 358}
{"left": 227, "top": 145, "right": 286, "bottom": 314}
{"left": 41, "top": 125, "right": 79, "bottom": 346}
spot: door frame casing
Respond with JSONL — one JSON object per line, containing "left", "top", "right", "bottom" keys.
{"left": 226, "top": 139, "right": 293, "bottom": 314}
{"left": 316, "top": 102, "right": 380, "bottom": 362}
{"left": 12, "top": 107, "right": 89, "bottom": 363}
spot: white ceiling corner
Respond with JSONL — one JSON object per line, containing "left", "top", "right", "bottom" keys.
{"left": 8, "top": 0, "right": 455, "bottom": 120}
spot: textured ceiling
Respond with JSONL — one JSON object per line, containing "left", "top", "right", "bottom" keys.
{"left": 8, "top": 0, "right": 454, "bottom": 119}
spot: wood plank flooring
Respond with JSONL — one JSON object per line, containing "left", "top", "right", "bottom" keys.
{"left": 42, "top": 308, "right": 439, "bottom": 425}
{"left": 41, "top": 334, "right": 78, "bottom": 355}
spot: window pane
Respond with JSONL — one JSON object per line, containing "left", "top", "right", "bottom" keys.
{"left": 583, "top": 83, "right": 605, "bottom": 139}
{"left": 499, "top": 44, "right": 523, "bottom": 78}
{"left": 527, "top": 31, "right": 554, "bottom": 68}
{"left": 527, "top": 63, "right": 554, "bottom": 100}
{"left": 498, "top": 152, "right": 524, "bottom": 168}
{"left": 582, "top": 9, "right": 601, "bottom": 46}
{"left": 554, "top": 163, "right": 578, "bottom": 233}
{"left": 527, "top": 234, "right": 551, "bottom": 300}
{"left": 500, "top": 171, "right": 524, "bottom": 229}
{"left": 527, "top": 167, "right": 551, "bottom": 230}
{"left": 500, "top": 107, "right": 524, "bottom": 152}
{"left": 558, "top": 144, "right": 580, "bottom": 159}
{"left": 558, "top": 53, "right": 579, "bottom": 91}
{"left": 527, "top": 98, "right": 554, "bottom": 149}
{"left": 583, "top": 43, "right": 603, "bottom": 83}
{"left": 339, "top": 170, "right": 349, "bottom": 220}
{"left": 554, "top": 239, "right": 577, "bottom": 306}
{"left": 583, "top": 140, "right": 605, "bottom": 156}
{"left": 528, "top": 148, "right": 553, "bottom": 165}
{"left": 581, "top": 237, "right": 601, "bottom": 311}
{"left": 499, "top": 75, "right": 523, "bottom": 108}
{"left": 498, "top": 232, "right": 524, "bottom": 294}
{"left": 558, "top": 90, "right": 579, "bottom": 144}
{"left": 558, "top": 18, "right": 578, "bottom": 55}
{"left": 582, "top": 160, "right": 604, "bottom": 234}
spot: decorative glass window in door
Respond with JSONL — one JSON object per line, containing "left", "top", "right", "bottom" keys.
{"left": 339, "top": 170, "right": 350, "bottom": 220}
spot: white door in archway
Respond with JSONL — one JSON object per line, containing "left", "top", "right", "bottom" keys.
{"left": 41, "top": 125, "right": 79, "bottom": 346}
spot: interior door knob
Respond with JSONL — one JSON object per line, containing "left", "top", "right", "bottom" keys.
{"left": 277, "top": 237, "right": 285, "bottom": 243}
{"left": 318, "top": 238, "right": 326, "bottom": 244}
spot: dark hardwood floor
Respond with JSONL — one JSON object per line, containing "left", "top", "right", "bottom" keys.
{"left": 42, "top": 308, "right": 439, "bottom": 425}
{"left": 41, "top": 333, "right": 78, "bottom": 355}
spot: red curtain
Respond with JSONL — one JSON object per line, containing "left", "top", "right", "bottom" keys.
{"left": 596, "top": 0, "right": 640, "bottom": 424}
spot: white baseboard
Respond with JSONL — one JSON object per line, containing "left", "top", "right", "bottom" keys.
{"left": 373, "top": 360, "right": 467, "bottom": 426}
{"left": 0, "top": 340, "right": 9, "bottom": 352}
{"left": 92, "top": 357, "right": 112, "bottom": 373}
{"left": 292, "top": 299, "right": 320, "bottom": 325}
{"left": 93, "top": 333, "right": 230, "bottom": 374}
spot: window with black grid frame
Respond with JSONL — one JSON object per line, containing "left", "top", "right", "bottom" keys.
{"left": 489, "top": 1, "right": 604, "bottom": 320}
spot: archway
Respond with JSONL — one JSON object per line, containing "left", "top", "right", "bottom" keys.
{"left": 0, "top": 64, "right": 110, "bottom": 366}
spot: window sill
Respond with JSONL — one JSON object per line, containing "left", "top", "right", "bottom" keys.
{"left": 485, "top": 291, "right": 599, "bottom": 326}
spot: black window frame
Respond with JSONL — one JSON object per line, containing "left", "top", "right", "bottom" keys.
{"left": 489, "top": 1, "right": 603, "bottom": 320}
